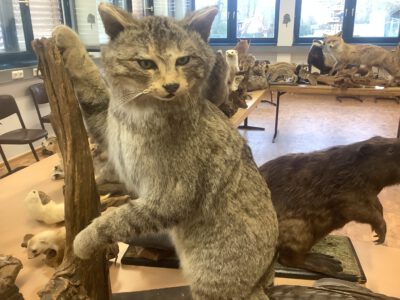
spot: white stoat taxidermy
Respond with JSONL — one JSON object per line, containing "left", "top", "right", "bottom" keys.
{"left": 225, "top": 49, "right": 240, "bottom": 73}
{"left": 21, "top": 227, "right": 66, "bottom": 267}
{"left": 24, "top": 190, "right": 65, "bottom": 224}
{"left": 42, "top": 137, "right": 64, "bottom": 180}
{"left": 225, "top": 49, "right": 240, "bottom": 91}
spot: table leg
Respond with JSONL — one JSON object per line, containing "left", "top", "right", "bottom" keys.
{"left": 238, "top": 117, "right": 265, "bottom": 131}
{"left": 272, "top": 91, "right": 284, "bottom": 143}
{"left": 397, "top": 117, "right": 400, "bottom": 139}
{"left": 336, "top": 96, "right": 363, "bottom": 102}
{"left": 261, "top": 90, "right": 277, "bottom": 106}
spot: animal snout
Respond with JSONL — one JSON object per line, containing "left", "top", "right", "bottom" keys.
{"left": 163, "top": 83, "right": 180, "bottom": 94}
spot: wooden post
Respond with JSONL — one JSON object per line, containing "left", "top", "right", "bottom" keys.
{"left": 32, "top": 38, "right": 111, "bottom": 300}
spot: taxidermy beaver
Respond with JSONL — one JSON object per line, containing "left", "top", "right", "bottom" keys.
{"left": 260, "top": 136, "right": 400, "bottom": 277}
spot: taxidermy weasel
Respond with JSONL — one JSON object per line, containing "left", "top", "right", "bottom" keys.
{"left": 21, "top": 227, "right": 66, "bottom": 267}
{"left": 42, "top": 137, "right": 64, "bottom": 180}
{"left": 52, "top": 4, "right": 278, "bottom": 299}
{"left": 24, "top": 190, "right": 65, "bottom": 224}
{"left": 324, "top": 32, "right": 400, "bottom": 77}
{"left": 225, "top": 49, "right": 240, "bottom": 90}
{"left": 259, "top": 136, "right": 400, "bottom": 277}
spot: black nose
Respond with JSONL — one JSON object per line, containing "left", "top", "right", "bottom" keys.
{"left": 163, "top": 83, "right": 180, "bottom": 94}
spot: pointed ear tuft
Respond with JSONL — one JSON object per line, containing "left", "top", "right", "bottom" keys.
{"left": 182, "top": 6, "right": 218, "bottom": 42}
{"left": 98, "top": 3, "right": 135, "bottom": 39}
{"left": 336, "top": 31, "right": 343, "bottom": 37}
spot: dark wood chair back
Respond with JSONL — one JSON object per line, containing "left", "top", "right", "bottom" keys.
{"left": 0, "top": 95, "right": 26, "bottom": 128}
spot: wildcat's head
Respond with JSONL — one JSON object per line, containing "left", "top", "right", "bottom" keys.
{"left": 99, "top": 3, "right": 218, "bottom": 102}
{"left": 323, "top": 32, "right": 343, "bottom": 50}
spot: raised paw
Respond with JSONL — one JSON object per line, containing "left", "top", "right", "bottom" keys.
{"left": 372, "top": 222, "right": 386, "bottom": 245}
{"left": 52, "top": 25, "right": 88, "bottom": 76}
{"left": 73, "top": 226, "right": 100, "bottom": 259}
{"left": 52, "top": 25, "right": 84, "bottom": 51}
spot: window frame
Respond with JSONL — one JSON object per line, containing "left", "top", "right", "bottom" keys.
{"left": 293, "top": 0, "right": 400, "bottom": 45}
{"left": 194, "top": 0, "right": 280, "bottom": 46}
{"left": 0, "top": 0, "right": 65, "bottom": 70}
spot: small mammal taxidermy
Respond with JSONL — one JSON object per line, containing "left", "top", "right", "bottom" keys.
{"left": 53, "top": 4, "right": 278, "bottom": 299}
{"left": 21, "top": 227, "right": 66, "bottom": 268}
{"left": 42, "top": 137, "right": 64, "bottom": 180}
{"left": 24, "top": 190, "right": 64, "bottom": 224}
{"left": 259, "top": 136, "right": 400, "bottom": 277}
{"left": 225, "top": 49, "right": 240, "bottom": 91}
{"left": 307, "top": 39, "right": 334, "bottom": 74}
{"left": 324, "top": 32, "right": 400, "bottom": 77}
{"left": 234, "top": 39, "right": 250, "bottom": 65}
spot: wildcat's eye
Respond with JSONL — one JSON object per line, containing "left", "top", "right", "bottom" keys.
{"left": 137, "top": 59, "right": 157, "bottom": 70}
{"left": 176, "top": 56, "right": 191, "bottom": 66}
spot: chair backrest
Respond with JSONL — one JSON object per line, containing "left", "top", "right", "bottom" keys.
{"left": 0, "top": 95, "right": 26, "bottom": 128}
{"left": 29, "top": 83, "right": 49, "bottom": 105}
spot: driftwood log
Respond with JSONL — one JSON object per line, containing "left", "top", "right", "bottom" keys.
{"left": 0, "top": 255, "right": 24, "bottom": 300}
{"left": 316, "top": 67, "right": 396, "bottom": 88}
{"left": 32, "top": 38, "right": 111, "bottom": 300}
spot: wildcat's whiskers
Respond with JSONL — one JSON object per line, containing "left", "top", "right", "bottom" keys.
{"left": 105, "top": 89, "right": 151, "bottom": 116}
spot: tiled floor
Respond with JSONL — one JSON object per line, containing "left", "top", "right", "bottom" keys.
{"left": 2, "top": 93, "right": 400, "bottom": 248}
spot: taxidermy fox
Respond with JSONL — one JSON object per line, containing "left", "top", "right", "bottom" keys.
{"left": 324, "top": 32, "right": 400, "bottom": 78}
{"left": 52, "top": 4, "right": 278, "bottom": 299}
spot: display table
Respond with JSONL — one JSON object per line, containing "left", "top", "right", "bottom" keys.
{"left": 267, "top": 85, "right": 400, "bottom": 142}
{"left": 230, "top": 89, "right": 268, "bottom": 128}
{"left": 1, "top": 149, "right": 400, "bottom": 298}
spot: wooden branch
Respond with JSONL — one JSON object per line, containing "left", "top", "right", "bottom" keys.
{"left": 32, "top": 38, "right": 111, "bottom": 300}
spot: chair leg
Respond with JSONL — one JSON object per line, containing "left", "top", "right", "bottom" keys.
{"left": 0, "top": 145, "right": 12, "bottom": 173}
{"left": 29, "top": 143, "right": 40, "bottom": 161}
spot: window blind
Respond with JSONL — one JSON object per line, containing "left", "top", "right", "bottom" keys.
{"left": 29, "top": 0, "right": 61, "bottom": 39}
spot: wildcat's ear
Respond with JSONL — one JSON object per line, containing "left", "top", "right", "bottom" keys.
{"left": 98, "top": 3, "right": 137, "bottom": 39}
{"left": 181, "top": 6, "right": 218, "bottom": 42}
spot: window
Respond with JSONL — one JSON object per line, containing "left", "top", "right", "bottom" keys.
{"left": 0, "top": 0, "right": 61, "bottom": 69}
{"left": 294, "top": 0, "right": 400, "bottom": 45}
{"left": 71, "top": 0, "right": 192, "bottom": 49}
{"left": 195, "top": 0, "right": 279, "bottom": 44}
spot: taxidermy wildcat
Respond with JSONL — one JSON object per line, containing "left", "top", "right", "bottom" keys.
{"left": 203, "top": 50, "right": 230, "bottom": 107}
{"left": 53, "top": 4, "right": 278, "bottom": 299}
{"left": 324, "top": 32, "right": 400, "bottom": 77}
{"left": 259, "top": 136, "right": 400, "bottom": 277}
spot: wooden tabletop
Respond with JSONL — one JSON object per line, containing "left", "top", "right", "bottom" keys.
{"left": 268, "top": 84, "right": 400, "bottom": 97}
{"left": 230, "top": 89, "right": 269, "bottom": 127}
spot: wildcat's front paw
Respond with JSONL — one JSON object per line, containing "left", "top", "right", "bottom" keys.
{"left": 52, "top": 25, "right": 84, "bottom": 51}
{"left": 73, "top": 226, "right": 100, "bottom": 259}
{"left": 52, "top": 25, "right": 87, "bottom": 76}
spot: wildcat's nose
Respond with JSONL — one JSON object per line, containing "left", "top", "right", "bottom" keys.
{"left": 163, "top": 83, "right": 180, "bottom": 94}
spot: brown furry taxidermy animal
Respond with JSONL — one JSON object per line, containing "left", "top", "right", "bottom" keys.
{"left": 234, "top": 39, "right": 250, "bottom": 63}
{"left": 324, "top": 32, "right": 400, "bottom": 78}
{"left": 259, "top": 136, "right": 400, "bottom": 277}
